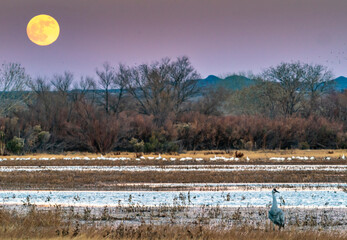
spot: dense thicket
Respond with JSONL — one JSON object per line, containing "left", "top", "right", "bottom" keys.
{"left": 0, "top": 58, "right": 346, "bottom": 154}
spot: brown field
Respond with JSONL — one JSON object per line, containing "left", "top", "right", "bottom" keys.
{"left": 2, "top": 149, "right": 347, "bottom": 161}
{"left": 0, "top": 170, "right": 345, "bottom": 190}
{"left": 0, "top": 205, "right": 346, "bottom": 240}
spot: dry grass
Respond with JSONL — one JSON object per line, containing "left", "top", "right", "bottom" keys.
{"left": 0, "top": 158, "right": 345, "bottom": 166}
{"left": 0, "top": 170, "right": 345, "bottom": 190}
{"left": 50, "top": 226, "right": 347, "bottom": 240}
{"left": 0, "top": 206, "right": 345, "bottom": 240}
{"left": 3, "top": 149, "right": 347, "bottom": 160}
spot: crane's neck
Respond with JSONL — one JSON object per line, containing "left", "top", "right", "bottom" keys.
{"left": 272, "top": 193, "right": 278, "bottom": 209}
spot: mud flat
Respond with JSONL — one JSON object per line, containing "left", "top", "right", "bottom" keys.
{"left": 1, "top": 170, "right": 346, "bottom": 190}
{"left": 0, "top": 164, "right": 346, "bottom": 172}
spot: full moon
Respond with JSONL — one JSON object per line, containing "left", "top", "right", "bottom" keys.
{"left": 27, "top": 14, "right": 60, "bottom": 46}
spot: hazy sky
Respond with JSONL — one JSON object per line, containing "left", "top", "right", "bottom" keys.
{"left": 0, "top": 0, "right": 346, "bottom": 79}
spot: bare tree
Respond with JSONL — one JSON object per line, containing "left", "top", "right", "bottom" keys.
{"left": 126, "top": 56, "right": 200, "bottom": 124}
{"left": 262, "top": 62, "right": 307, "bottom": 117}
{"left": 96, "top": 63, "right": 115, "bottom": 114}
{"left": 0, "top": 62, "right": 30, "bottom": 116}
{"left": 303, "top": 64, "right": 333, "bottom": 115}
{"left": 168, "top": 56, "right": 201, "bottom": 113}
{"left": 26, "top": 77, "right": 54, "bottom": 130}
{"left": 51, "top": 71, "right": 73, "bottom": 94}
{"left": 261, "top": 62, "right": 334, "bottom": 117}
{"left": 110, "top": 64, "right": 128, "bottom": 114}
{"left": 28, "top": 77, "right": 51, "bottom": 94}
{"left": 197, "top": 87, "right": 230, "bottom": 116}
{"left": 71, "top": 76, "right": 96, "bottom": 103}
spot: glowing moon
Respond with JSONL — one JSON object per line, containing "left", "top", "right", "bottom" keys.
{"left": 27, "top": 14, "right": 60, "bottom": 46}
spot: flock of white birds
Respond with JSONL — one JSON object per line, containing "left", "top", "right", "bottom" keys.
{"left": 0, "top": 154, "right": 345, "bottom": 162}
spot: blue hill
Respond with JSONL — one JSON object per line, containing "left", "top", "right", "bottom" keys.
{"left": 333, "top": 76, "right": 347, "bottom": 91}
{"left": 196, "top": 75, "right": 347, "bottom": 91}
{"left": 196, "top": 75, "right": 256, "bottom": 90}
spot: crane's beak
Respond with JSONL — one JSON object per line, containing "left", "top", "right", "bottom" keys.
{"left": 274, "top": 189, "right": 280, "bottom": 193}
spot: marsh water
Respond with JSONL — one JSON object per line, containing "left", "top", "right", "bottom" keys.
{"left": 1, "top": 188, "right": 346, "bottom": 208}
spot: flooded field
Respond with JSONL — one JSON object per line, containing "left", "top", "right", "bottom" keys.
{"left": 0, "top": 155, "right": 345, "bottom": 239}
{"left": 2, "top": 187, "right": 346, "bottom": 208}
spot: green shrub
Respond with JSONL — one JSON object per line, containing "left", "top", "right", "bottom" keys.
{"left": 129, "top": 138, "right": 145, "bottom": 152}
{"left": 145, "top": 135, "right": 161, "bottom": 152}
{"left": 38, "top": 131, "right": 51, "bottom": 144}
{"left": 165, "top": 141, "right": 179, "bottom": 152}
{"left": 25, "top": 125, "right": 51, "bottom": 152}
{"left": 298, "top": 141, "right": 310, "bottom": 150}
{"left": 143, "top": 133, "right": 179, "bottom": 153}
{"left": 6, "top": 136, "right": 24, "bottom": 154}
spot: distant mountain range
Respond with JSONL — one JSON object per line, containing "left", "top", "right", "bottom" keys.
{"left": 196, "top": 75, "right": 256, "bottom": 90}
{"left": 196, "top": 75, "right": 347, "bottom": 91}
{"left": 334, "top": 76, "right": 347, "bottom": 91}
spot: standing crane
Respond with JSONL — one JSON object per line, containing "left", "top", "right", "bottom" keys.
{"left": 268, "top": 188, "right": 285, "bottom": 230}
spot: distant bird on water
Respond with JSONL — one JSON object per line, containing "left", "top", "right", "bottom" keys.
{"left": 268, "top": 188, "right": 285, "bottom": 230}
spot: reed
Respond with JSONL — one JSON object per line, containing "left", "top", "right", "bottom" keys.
{"left": 0, "top": 206, "right": 345, "bottom": 240}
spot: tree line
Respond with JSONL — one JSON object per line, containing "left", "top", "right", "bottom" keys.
{"left": 0, "top": 57, "right": 346, "bottom": 154}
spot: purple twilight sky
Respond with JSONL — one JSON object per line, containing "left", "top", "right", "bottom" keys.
{"left": 0, "top": 0, "right": 346, "bottom": 79}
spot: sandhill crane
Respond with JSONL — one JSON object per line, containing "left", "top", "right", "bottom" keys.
{"left": 268, "top": 188, "right": 285, "bottom": 230}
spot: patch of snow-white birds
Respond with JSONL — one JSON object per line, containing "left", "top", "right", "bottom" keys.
{"left": 269, "top": 156, "right": 318, "bottom": 161}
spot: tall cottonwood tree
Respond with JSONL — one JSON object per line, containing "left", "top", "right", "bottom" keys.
{"left": 96, "top": 63, "right": 128, "bottom": 114}
{"left": 96, "top": 63, "right": 114, "bottom": 114}
{"left": 0, "top": 62, "right": 30, "bottom": 116}
{"left": 262, "top": 62, "right": 307, "bottom": 117}
{"left": 261, "top": 62, "right": 333, "bottom": 117}
{"left": 51, "top": 72, "right": 73, "bottom": 95}
{"left": 304, "top": 64, "right": 333, "bottom": 115}
{"left": 125, "top": 56, "right": 200, "bottom": 125}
